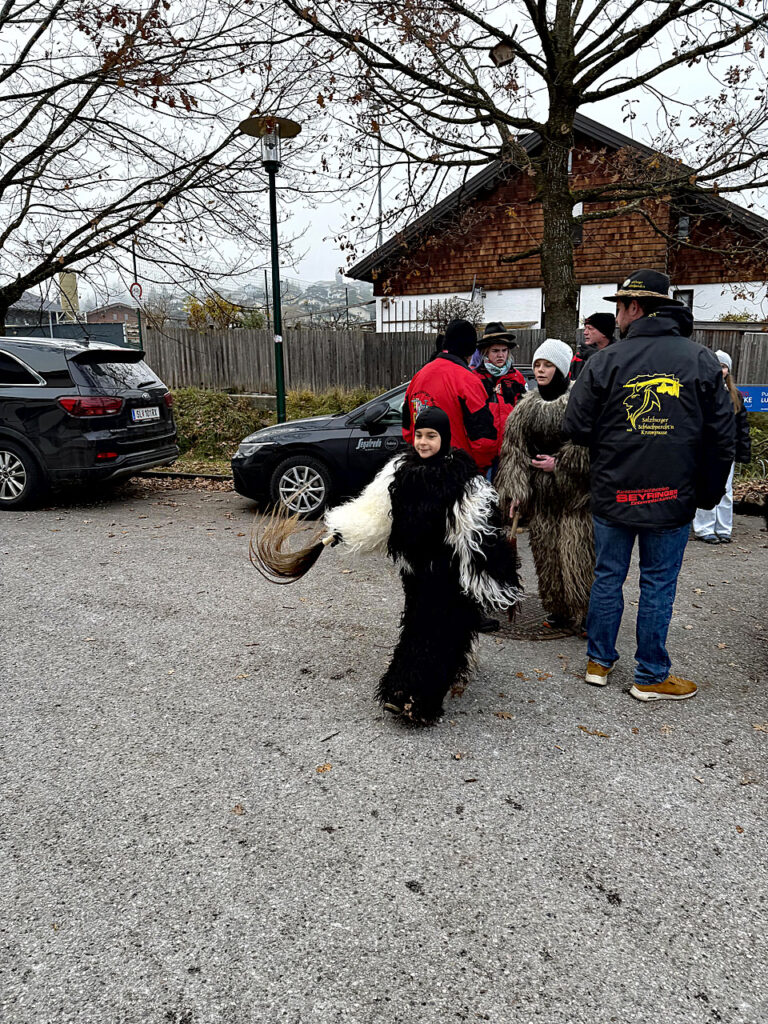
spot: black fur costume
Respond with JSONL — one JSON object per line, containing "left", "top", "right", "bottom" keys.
{"left": 324, "top": 414, "right": 521, "bottom": 722}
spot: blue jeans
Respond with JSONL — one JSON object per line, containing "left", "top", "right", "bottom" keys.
{"left": 587, "top": 515, "right": 690, "bottom": 685}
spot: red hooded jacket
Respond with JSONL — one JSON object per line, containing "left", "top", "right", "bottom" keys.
{"left": 402, "top": 353, "right": 499, "bottom": 469}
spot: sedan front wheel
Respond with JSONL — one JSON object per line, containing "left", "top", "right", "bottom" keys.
{"left": 269, "top": 455, "right": 333, "bottom": 518}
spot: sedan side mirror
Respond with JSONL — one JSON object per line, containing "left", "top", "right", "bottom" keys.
{"left": 360, "top": 401, "right": 390, "bottom": 431}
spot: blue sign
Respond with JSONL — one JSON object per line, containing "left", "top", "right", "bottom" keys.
{"left": 739, "top": 386, "right": 768, "bottom": 412}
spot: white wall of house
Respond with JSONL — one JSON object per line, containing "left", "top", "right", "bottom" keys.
{"left": 377, "top": 289, "right": 543, "bottom": 331}
{"left": 579, "top": 284, "right": 619, "bottom": 324}
{"left": 377, "top": 291, "right": 473, "bottom": 332}
{"left": 482, "top": 288, "right": 542, "bottom": 327}
{"left": 671, "top": 281, "right": 768, "bottom": 321}
{"left": 375, "top": 279, "right": 768, "bottom": 332}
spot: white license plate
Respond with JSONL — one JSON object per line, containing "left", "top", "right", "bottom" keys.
{"left": 131, "top": 406, "right": 160, "bottom": 422}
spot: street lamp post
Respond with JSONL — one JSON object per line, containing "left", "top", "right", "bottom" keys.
{"left": 238, "top": 113, "right": 302, "bottom": 423}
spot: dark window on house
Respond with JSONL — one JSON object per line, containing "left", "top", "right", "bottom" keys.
{"left": 677, "top": 215, "right": 690, "bottom": 240}
{"left": 572, "top": 202, "right": 583, "bottom": 246}
{"left": 672, "top": 289, "right": 694, "bottom": 309}
{"left": 0, "top": 351, "right": 40, "bottom": 385}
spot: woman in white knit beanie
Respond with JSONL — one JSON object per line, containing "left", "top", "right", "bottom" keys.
{"left": 495, "top": 339, "right": 594, "bottom": 632}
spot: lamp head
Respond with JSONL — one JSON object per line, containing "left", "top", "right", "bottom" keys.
{"left": 238, "top": 114, "right": 302, "bottom": 171}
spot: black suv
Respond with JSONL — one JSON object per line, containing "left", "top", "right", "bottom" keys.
{"left": 0, "top": 336, "right": 178, "bottom": 508}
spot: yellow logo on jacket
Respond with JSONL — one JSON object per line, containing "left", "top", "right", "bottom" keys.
{"left": 622, "top": 375, "right": 682, "bottom": 432}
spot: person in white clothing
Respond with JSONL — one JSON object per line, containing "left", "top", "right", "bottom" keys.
{"left": 693, "top": 350, "right": 752, "bottom": 544}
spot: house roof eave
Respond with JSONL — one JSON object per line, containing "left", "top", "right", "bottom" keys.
{"left": 347, "top": 112, "right": 768, "bottom": 282}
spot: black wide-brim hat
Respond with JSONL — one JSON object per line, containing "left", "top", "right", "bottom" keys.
{"left": 604, "top": 269, "right": 684, "bottom": 305}
{"left": 477, "top": 321, "right": 517, "bottom": 350}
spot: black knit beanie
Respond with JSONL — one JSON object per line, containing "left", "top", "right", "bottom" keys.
{"left": 414, "top": 406, "right": 451, "bottom": 457}
{"left": 443, "top": 318, "right": 478, "bottom": 358}
{"left": 584, "top": 312, "right": 616, "bottom": 342}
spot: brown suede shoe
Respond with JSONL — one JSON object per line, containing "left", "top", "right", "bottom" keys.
{"left": 630, "top": 676, "right": 697, "bottom": 702}
{"left": 585, "top": 660, "right": 614, "bottom": 687}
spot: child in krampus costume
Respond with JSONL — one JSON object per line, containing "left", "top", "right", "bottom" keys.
{"left": 495, "top": 339, "right": 593, "bottom": 633}
{"left": 252, "top": 407, "right": 522, "bottom": 724}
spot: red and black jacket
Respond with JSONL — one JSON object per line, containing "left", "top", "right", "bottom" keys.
{"left": 474, "top": 363, "right": 527, "bottom": 424}
{"left": 562, "top": 315, "right": 735, "bottom": 527}
{"left": 403, "top": 353, "right": 499, "bottom": 470}
{"left": 474, "top": 362, "right": 527, "bottom": 407}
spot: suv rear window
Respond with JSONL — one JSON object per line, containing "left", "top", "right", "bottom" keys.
{"left": 0, "top": 351, "right": 41, "bottom": 385}
{"left": 70, "top": 354, "right": 162, "bottom": 392}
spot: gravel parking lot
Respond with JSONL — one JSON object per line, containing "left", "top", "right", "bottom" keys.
{"left": 1, "top": 482, "right": 766, "bottom": 1024}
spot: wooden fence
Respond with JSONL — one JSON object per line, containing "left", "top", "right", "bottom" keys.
{"left": 143, "top": 325, "right": 768, "bottom": 393}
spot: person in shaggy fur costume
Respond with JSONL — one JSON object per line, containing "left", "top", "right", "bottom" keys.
{"left": 324, "top": 406, "right": 522, "bottom": 723}
{"left": 495, "top": 338, "right": 593, "bottom": 632}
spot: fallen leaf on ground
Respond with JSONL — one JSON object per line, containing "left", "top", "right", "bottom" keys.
{"left": 578, "top": 725, "right": 610, "bottom": 738}
{"left": 515, "top": 672, "right": 529, "bottom": 680}
{"left": 752, "top": 722, "right": 768, "bottom": 732}
{"left": 631, "top": 727, "right": 639, "bottom": 734}
{"left": 693, "top": 776, "right": 703, "bottom": 783}
{"left": 717, "top": 643, "right": 728, "bottom": 649}
{"left": 316, "top": 763, "right": 332, "bottom": 773}
{"left": 684, "top": 625, "right": 693, "bottom": 630}
{"left": 494, "top": 711, "right": 515, "bottom": 720}
{"left": 735, "top": 825, "right": 744, "bottom": 834}
{"left": 659, "top": 724, "right": 673, "bottom": 735}
{"left": 232, "top": 804, "right": 245, "bottom": 815}
{"left": 235, "top": 673, "right": 249, "bottom": 679}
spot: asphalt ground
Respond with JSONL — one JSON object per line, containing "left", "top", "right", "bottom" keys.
{"left": 1, "top": 482, "right": 766, "bottom": 1024}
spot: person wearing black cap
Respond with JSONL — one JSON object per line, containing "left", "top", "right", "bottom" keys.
{"left": 569, "top": 312, "right": 615, "bottom": 381}
{"left": 403, "top": 318, "right": 500, "bottom": 471}
{"left": 320, "top": 405, "right": 522, "bottom": 723}
{"left": 562, "top": 269, "right": 736, "bottom": 703}
{"left": 473, "top": 322, "right": 528, "bottom": 427}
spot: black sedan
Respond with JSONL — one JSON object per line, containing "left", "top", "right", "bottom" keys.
{"left": 232, "top": 368, "right": 536, "bottom": 517}
{"left": 232, "top": 384, "right": 409, "bottom": 516}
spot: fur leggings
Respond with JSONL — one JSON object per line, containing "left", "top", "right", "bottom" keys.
{"left": 376, "top": 566, "right": 478, "bottom": 722}
{"left": 527, "top": 510, "right": 594, "bottom": 621}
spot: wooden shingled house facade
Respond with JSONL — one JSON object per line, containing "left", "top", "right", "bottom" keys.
{"left": 348, "top": 114, "right": 768, "bottom": 332}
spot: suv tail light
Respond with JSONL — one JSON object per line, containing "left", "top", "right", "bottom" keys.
{"left": 163, "top": 392, "right": 174, "bottom": 408}
{"left": 58, "top": 396, "right": 124, "bottom": 416}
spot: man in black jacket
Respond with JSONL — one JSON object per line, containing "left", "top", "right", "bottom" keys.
{"left": 562, "top": 269, "right": 735, "bottom": 702}
{"left": 569, "top": 312, "right": 615, "bottom": 380}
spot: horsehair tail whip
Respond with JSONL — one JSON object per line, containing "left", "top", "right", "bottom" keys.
{"left": 249, "top": 500, "right": 333, "bottom": 584}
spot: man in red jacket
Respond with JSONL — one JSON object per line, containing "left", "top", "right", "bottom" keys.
{"left": 403, "top": 319, "right": 499, "bottom": 470}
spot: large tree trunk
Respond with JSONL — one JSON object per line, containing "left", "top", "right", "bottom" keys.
{"left": 0, "top": 282, "right": 29, "bottom": 336}
{"left": 538, "top": 127, "right": 580, "bottom": 344}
